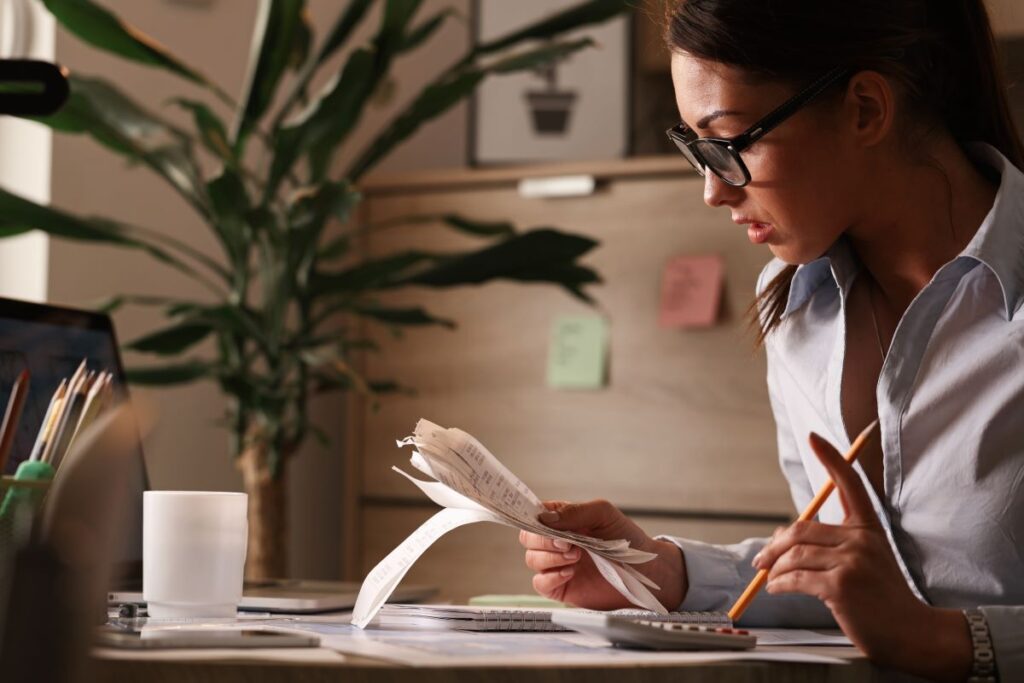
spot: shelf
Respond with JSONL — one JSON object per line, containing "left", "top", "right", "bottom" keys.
{"left": 359, "top": 156, "right": 696, "bottom": 195}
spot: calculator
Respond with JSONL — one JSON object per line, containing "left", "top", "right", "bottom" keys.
{"left": 551, "top": 611, "right": 757, "bottom": 651}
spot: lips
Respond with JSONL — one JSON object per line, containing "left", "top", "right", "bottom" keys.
{"left": 746, "top": 223, "right": 773, "bottom": 244}
{"left": 733, "top": 217, "right": 774, "bottom": 244}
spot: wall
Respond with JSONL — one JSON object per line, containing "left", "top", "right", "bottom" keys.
{"left": 0, "top": 0, "right": 53, "bottom": 302}
{"left": 46, "top": 0, "right": 468, "bottom": 579}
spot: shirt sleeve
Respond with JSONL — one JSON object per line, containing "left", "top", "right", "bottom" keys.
{"left": 653, "top": 307, "right": 834, "bottom": 627}
{"left": 981, "top": 606, "right": 1024, "bottom": 681}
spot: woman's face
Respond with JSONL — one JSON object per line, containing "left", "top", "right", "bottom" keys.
{"left": 670, "top": 53, "right": 863, "bottom": 264}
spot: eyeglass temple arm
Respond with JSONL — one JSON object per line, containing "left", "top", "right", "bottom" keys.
{"left": 732, "top": 66, "right": 852, "bottom": 151}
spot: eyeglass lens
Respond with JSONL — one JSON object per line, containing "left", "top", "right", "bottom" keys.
{"left": 691, "top": 141, "right": 747, "bottom": 185}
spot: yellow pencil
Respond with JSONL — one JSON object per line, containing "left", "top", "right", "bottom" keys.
{"left": 727, "top": 419, "right": 879, "bottom": 622}
{"left": 29, "top": 379, "right": 66, "bottom": 462}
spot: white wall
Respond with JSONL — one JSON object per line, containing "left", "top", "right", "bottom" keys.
{"left": 0, "top": 0, "right": 53, "bottom": 302}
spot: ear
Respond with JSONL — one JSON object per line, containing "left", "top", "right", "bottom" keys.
{"left": 842, "top": 70, "right": 895, "bottom": 149}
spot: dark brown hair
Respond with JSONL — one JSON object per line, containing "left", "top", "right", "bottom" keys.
{"left": 665, "top": 0, "right": 1024, "bottom": 345}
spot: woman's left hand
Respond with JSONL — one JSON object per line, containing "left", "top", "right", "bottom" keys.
{"left": 752, "top": 431, "right": 972, "bottom": 682}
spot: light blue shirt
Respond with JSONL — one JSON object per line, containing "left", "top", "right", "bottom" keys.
{"left": 663, "top": 144, "right": 1024, "bottom": 680}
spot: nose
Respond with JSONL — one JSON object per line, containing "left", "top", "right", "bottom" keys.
{"left": 703, "top": 171, "right": 742, "bottom": 208}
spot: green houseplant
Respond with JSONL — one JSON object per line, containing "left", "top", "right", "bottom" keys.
{"left": 0, "top": 0, "right": 625, "bottom": 578}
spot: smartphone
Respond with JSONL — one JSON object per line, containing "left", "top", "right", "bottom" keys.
{"left": 96, "top": 626, "right": 320, "bottom": 649}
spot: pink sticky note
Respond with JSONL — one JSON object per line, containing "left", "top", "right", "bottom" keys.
{"left": 658, "top": 254, "right": 725, "bottom": 328}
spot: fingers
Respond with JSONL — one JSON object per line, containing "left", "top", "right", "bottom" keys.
{"left": 518, "top": 529, "right": 573, "bottom": 552}
{"left": 753, "top": 520, "right": 846, "bottom": 569}
{"left": 764, "top": 568, "right": 832, "bottom": 601}
{"left": 808, "top": 431, "right": 876, "bottom": 522}
{"left": 537, "top": 499, "right": 617, "bottom": 530}
{"left": 766, "top": 543, "right": 840, "bottom": 582}
{"left": 525, "top": 547, "right": 581, "bottom": 572}
{"left": 532, "top": 567, "right": 574, "bottom": 600}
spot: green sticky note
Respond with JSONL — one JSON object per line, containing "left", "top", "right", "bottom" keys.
{"left": 547, "top": 315, "right": 608, "bottom": 390}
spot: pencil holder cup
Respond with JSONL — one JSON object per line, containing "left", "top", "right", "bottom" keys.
{"left": 0, "top": 464, "right": 54, "bottom": 551}
{"left": 0, "top": 468, "right": 54, "bottom": 637}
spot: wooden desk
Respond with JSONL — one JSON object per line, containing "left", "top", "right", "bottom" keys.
{"left": 92, "top": 646, "right": 878, "bottom": 682}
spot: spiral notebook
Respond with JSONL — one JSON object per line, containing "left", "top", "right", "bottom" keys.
{"left": 376, "top": 604, "right": 732, "bottom": 632}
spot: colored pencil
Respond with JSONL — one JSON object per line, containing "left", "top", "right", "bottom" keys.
{"left": 29, "top": 379, "right": 66, "bottom": 462}
{"left": 0, "top": 369, "right": 30, "bottom": 474}
{"left": 47, "top": 365, "right": 91, "bottom": 469}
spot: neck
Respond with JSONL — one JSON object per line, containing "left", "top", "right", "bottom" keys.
{"left": 846, "top": 138, "right": 998, "bottom": 315}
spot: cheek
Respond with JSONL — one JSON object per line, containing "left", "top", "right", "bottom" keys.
{"left": 745, "top": 143, "right": 853, "bottom": 262}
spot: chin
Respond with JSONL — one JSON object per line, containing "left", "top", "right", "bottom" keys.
{"left": 766, "top": 242, "right": 831, "bottom": 266}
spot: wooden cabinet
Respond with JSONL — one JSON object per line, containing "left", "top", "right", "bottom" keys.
{"left": 345, "top": 158, "right": 794, "bottom": 600}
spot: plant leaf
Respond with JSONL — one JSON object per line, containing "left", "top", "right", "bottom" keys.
{"left": 468, "top": 0, "right": 628, "bottom": 60}
{"left": 440, "top": 213, "right": 515, "bottom": 237}
{"left": 367, "top": 212, "right": 515, "bottom": 238}
{"left": 287, "top": 182, "right": 360, "bottom": 288}
{"left": 233, "top": 0, "right": 309, "bottom": 148}
{"left": 126, "top": 322, "right": 213, "bottom": 355}
{"left": 347, "top": 38, "right": 593, "bottom": 180}
{"left": 205, "top": 168, "right": 251, "bottom": 270}
{"left": 316, "top": 234, "right": 350, "bottom": 261}
{"left": 398, "top": 7, "right": 457, "bottom": 54}
{"left": 0, "top": 185, "right": 208, "bottom": 281}
{"left": 316, "top": 0, "right": 374, "bottom": 64}
{"left": 267, "top": 0, "right": 425, "bottom": 194}
{"left": 309, "top": 250, "right": 447, "bottom": 296}
{"left": 40, "top": 75, "right": 209, "bottom": 218}
{"left": 270, "top": 0, "right": 374, "bottom": 132}
{"left": 351, "top": 304, "right": 455, "bottom": 329}
{"left": 41, "top": 0, "right": 219, "bottom": 91}
{"left": 383, "top": 228, "right": 601, "bottom": 301}
{"left": 125, "top": 361, "right": 213, "bottom": 386}
{"left": 169, "top": 98, "right": 234, "bottom": 165}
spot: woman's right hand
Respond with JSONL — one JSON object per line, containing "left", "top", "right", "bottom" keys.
{"left": 518, "top": 499, "right": 688, "bottom": 611}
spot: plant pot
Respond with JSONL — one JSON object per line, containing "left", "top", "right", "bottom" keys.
{"left": 524, "top": 90, "right": 577, "bottom": 135}
{"left": 236, "top": 443, "right": 287, "bottom": 581}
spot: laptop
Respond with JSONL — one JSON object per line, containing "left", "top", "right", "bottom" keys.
{"left": 0, "top": 297, "right": 434, "bottom": 613}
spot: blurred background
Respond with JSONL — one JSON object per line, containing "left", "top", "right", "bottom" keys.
{"left": 0, "top": 0, "right": 1021, "bottom": 599}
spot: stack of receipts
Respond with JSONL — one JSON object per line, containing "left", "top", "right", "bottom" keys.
{"left": 352, "top": 419, "right": 667, "bottom": 629}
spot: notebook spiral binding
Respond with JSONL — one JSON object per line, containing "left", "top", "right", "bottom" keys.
{"left": 377, "top": 604, "right": 732, "bottom": 632}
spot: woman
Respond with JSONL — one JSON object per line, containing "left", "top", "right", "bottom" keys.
{"left": 518, "top": 1, "right": 1024, "bottom": 681}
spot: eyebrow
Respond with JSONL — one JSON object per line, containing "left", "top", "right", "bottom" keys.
{"left": 696, "top": 109, "right": 743, "bottom": 129}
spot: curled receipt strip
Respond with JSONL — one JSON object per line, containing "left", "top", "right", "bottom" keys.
{"left": 352, "top": 419, "right": 667, "bottom": 628}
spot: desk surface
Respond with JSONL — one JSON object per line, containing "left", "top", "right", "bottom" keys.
{"left": 92, "top": 646, "right": 878, "bottom": 683}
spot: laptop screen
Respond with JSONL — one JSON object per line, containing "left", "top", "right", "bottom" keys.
{"left": 0, "top": 296, "right": 146, "bottom": 584}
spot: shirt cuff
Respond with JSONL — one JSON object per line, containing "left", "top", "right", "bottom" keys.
{"left": 656, "top": 535, "right": 744, "bottom": 613}
{"left": 656, "top": 534, "right": 836, "bottom": 628}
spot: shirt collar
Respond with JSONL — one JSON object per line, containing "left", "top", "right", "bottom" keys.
{"left": 782, "top": 238, "right": 859, "bottom": 319}
{"left": 782, "top": 142, "right": 1024, "bottom": 321}
{"left": 958, "top": 143, "right": 1024, "bottom": 320}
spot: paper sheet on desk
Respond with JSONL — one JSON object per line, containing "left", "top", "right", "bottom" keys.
{"left": 351, "top": 419, "right": 665, "bottom": 628}
{"left": 262, "top": 622, "right": 853, "bottom": 668}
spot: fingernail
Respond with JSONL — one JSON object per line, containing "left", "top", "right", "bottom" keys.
{"left": 563, "top": 549, "right": 579, "bottom": 560}
{"left": 539, "top": 511, "right": 560, "bottom": 524}
{"left": 560, "top": 567, "right": 575, "bottom": 577}
{"left": 751, "top": 553, "right": 763, "bottom": 568}
{"left": 553, "top": 539, "right": 570, "bottom": 551}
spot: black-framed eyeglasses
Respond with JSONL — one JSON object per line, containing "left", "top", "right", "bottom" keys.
{"left": 665, "top": 66, "right": 852, "bottom": 188}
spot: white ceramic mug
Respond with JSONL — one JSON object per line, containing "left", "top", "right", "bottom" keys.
{"left": 143, "top": 491, "right": 248, "bottom": 618}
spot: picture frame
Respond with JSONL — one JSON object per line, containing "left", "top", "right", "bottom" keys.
{"left": 469, "top": 0, "right": 632, "bottom": 166}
